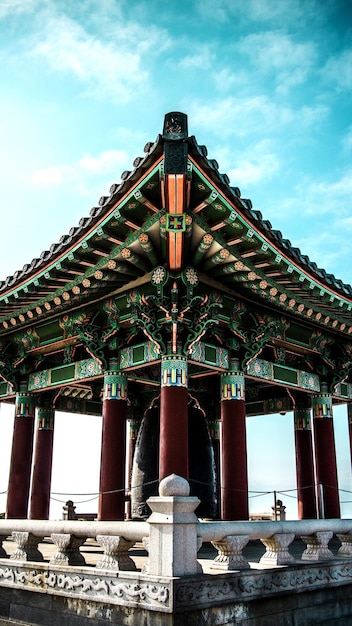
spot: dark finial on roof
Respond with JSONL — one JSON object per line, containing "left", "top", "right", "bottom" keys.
{"left": 163, "top": 112, "right": 188, "bottom": 140}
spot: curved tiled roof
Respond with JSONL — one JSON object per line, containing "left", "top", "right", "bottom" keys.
{"left": 1, "top": 121, "right": 350, "bottom": 300}
{"left": 1, "top": 112, "right": 352, "bottom": 344}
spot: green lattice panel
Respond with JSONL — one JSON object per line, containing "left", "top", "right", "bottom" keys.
{"left": 273, "top": 365, "right": 298, "bottom": 386}
{"left": 0, "top": 381, "right": 10, "bottom": 398}
{"left": 189, "top": 342, "right": 229, "bottom": 369}
{"left": 51, "top": 364, "right": 76, "bottom": 384}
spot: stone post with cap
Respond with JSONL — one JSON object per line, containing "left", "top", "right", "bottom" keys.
{"left": 146, "top": 474, "right": 201, "bottom": 576}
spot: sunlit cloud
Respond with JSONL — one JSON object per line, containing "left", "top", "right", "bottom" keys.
{"left": 212, "top": 67, "right": 248, "bottom": 92}
{"left": 267, "top": 168, "right": 352, "bottom": 230}
{"left": 30, "top": 11, "right": 170, "bottom": 102}
{"left": 342, "top": 126, "right": 352, "bottom": 152}
{"left": 188, "top": 96, "right": 328, "bottom": 140}
{"left": 237, "top": 31, "right": 317, "bottom": 92}
{"left": 323, "top": 48, "right": 352, "bottom": 91}
{"left": 303, "top": 172, "right": 352, "bottom": 215}
{"left": 227, "top": 140, "right": 280, "bottom": 185}
{"left": 179, "top": 46, "right": 213, "bottom": 70}
{"left": 236, "top": 0, "right": 319, "bottom": 23}
{"left": 0, "top": 0, "right": 46, "bottom": 18}
{"left": 195, "top": 0, "right": 320, "bottom": 25}
{"left": 27, "top": 149, "right": 128, "bottom": 188}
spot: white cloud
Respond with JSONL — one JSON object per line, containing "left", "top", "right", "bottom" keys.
{"left": 323, "top": 48, "right": 352, "bottom": 91}
{"left": 27, "top": 149, "right": 128, "bottom": 188}
{"left": 342, "top": 126, "right": 352, "bottom": 152}
{"left": 30, "top": 165, "right": 70, "bottom": 187}
{"left": 268, "top": 169, "right": 352, "bottom": 239}
{"left": 179, "top": 47, "right": 213, "bottom": 70}
{"left": 237, "top": 31, "right": 317, "bottom": 92}
{"left": 188, "top": 96, "right": 328, "bottom": 140}
{"left": 195, "top": 0, "right": 320, "bottom": 25}
{"left": 79, "top": 150, "right": 127, "bottom": 173}
{"left": 0, "top": 0, "right": 45, "bottom": 18}
{"left": 247, "top": 0, "right": 323, "bottom": 25}
{"left": 303, "top": 172, "right": 352, "bottom": 215}
{"left": 227, "top": 144, "right": 280, "bottom": 186}
{"left": 30, "top": 12, "right": 169, "bottom": 102}
{"left": 213, "top": 67, "right": 248, "bottom": 92}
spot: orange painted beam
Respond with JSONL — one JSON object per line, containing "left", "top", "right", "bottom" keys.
{"left": 165, "top": 174, "right": 186, "bottom": 271}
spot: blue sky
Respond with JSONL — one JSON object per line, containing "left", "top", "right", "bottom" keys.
{"left": 0, "top": 0, "right": 352, "bottom": 519}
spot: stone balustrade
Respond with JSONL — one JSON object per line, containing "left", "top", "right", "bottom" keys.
{"left": 0, "top": 475, "right": 351, "bottom": 578}
{"left": 197, "top": 518, "right": 352, "bottom": 570}
{"left": 0, "top": 519, "right": 148, "bottom": 572}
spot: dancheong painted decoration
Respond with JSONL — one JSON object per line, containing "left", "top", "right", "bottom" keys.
{"left": 1, "top": 112, "right": 352, "bottom": 522}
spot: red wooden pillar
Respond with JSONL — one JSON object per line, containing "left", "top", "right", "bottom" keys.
{"left": 221, "top": 364, "right": 249, "bottom": 521}
{"left": 98, "top": 370, "right": 127, "bottom": 521}
{"left": 6, "top": 391, "right": 36, "bottom": 519}
{"left": 294, "top": 406, "right": 317, "bottom": 519}
{"left": 159, "top": 355, "right": 188, "bottom": 480}
{"left": 29, "top": 405, "right": 55, "bottom": 520}
{"left": 313, "top": 385, "right": 340, "bottom": 519}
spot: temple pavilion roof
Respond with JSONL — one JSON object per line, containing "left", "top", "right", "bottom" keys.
{"left": 1, "top": 112, "right": 352, "bottom": 339}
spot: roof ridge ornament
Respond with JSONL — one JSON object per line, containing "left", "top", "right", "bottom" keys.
{"left": 162, "top": 112, "right": 188, "bottom": 141}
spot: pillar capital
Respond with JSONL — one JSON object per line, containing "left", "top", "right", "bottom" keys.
{"left": 312, "top": 387, "right": 332, "bottom": 419}
{"left": 103, "top": 371, "right": 127, "bottom": 401}
{"left": 221, "top": 370, "right": 245, "bottom": 401}
{"left": 37, "top": 406, "right": 54, "bottom": 430}
{"left": 294, "top": 407, "right": 312, "bottom": 431}
{"left": 15, "top": 391, "right": 36, "bottom": 418}
{"left": 161, "top": 354, "right": 187, "bottom": 387}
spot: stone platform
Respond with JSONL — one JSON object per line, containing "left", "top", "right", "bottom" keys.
{"left": 0, "top": 537, "right": 351, "bottom": 625}
{"left": 1, "top": 476, "right": 352, "bottom": 625}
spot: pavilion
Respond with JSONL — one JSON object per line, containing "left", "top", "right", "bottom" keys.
{"left": 1, "top": 111, "right": 351, "bottom": 523}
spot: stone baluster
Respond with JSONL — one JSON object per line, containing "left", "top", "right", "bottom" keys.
{"left": 301, "top": 531, "right": 334, "bottom": 561}
{"left": 259, "top": 533, "right": 295, "bottom": 565}
{"left": 11, "top": 531, "right": 44, "bottom": 562}
{"left": 50, "top": 533, "right": 87, "bottom": 566}
{"left": 210, "top": 534, "right": 250, "bottom": 571}
{"left": 336, "top": 532, "right": 352, "bottom": 557}
{"left": 95, "top": 535, "right": 137, "bottom": 571}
